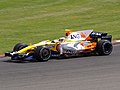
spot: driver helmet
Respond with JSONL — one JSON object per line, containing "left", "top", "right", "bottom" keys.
{"left": 59, "top": 37, "right": 65, "bottom": 42}
{"left": 65, "top": 29, "right": 72, "bottom": 36}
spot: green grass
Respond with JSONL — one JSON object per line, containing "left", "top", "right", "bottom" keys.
{"left": 0, "top": 0, "right": 120, "bottom": 54}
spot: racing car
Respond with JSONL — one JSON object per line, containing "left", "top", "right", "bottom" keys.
{"left": 5, "top": 29, "right": 113, "bottom": 62}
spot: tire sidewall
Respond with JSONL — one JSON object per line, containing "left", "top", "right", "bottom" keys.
{"left": 96, "top": 40, "right": 113, "bottom": 55}
{"left": 39, "top": 47, "right": 51, "bottom": 61}
{"left": 102, "top": 41, "right": 112, "bottom": 55}
{"left": 34, "top": 46, "right": 51, "bottom": 62}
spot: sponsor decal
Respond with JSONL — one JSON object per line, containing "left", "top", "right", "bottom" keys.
{"left": 80, "top": 32, "right": 86, "bottom": 38}
{"left": 70, "top": 33, "right": 81, "bottom": 39}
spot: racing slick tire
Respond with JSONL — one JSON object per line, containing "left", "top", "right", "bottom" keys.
{"left": 13, "top": 43, "right": 28, "bottom": 51}
{"left": 96, "top": 40, "right": 113, "bottom": 55}
{"left": 34, "top": 46, "right": 51, "bottom": 62}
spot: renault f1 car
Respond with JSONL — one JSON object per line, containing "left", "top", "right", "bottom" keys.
{"left": 5, "top": 30, "right": 113, "bottom": 62}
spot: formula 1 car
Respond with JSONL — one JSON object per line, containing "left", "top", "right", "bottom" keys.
{"left": 5, "top": 30, "right": 113, "bottom": 62}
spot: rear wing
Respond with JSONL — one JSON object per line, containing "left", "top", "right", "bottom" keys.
{"left": 90, "top": 31, "right": 112, "bottom": 42}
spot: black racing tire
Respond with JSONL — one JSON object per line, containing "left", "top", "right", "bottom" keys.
{"left": 13, "top": 43, "right": 28, "bottom": 51}
{"left": 96, "top": 40, "right": 113, "bottom": 55}
{"left": 34, "top": 46, "right": 51, "bottom": 62}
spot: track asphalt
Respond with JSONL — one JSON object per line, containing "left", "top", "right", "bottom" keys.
{"left": 0, "top": 42, "right": 120, "bottom": 90}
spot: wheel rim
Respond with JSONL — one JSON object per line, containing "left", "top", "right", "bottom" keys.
{"left": 103, "top": 43, "right": 112, "bottom": 54}
{"left": 40, "top": 48, "right": 51, "bottom": 60}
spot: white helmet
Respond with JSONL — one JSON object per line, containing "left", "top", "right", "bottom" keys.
{"left": 59, "top": 37, "right": 65, "bottom": 42}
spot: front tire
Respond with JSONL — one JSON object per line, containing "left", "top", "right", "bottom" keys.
{"left": 96, "top": 40, "right": 113, "bottom": 55}
{"left": 34, "top": 46, "right": 51, "bottom": 62}
{"left": 13, "top": 43, "right": 28, "bottom": 51}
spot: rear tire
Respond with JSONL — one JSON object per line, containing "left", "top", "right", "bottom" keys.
{"left": 96, "top": 40, "right": 113, "bottom": 55}
{"left": 13, "top": 43, "right": 28, "bottom": 51}
{"left": 34, "top": 46, "right": 51, "bottom": 62}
